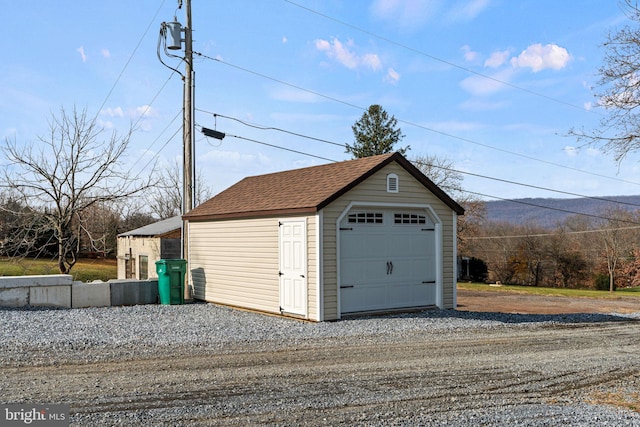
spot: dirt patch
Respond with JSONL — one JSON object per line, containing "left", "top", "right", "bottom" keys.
{"left": 457, "top": 287, "right": 640, "bottom": 315}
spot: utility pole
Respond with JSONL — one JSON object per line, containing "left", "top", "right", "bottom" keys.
{"left": 159, "top": 0, "right": 198, "bottom": 300}
{"left": 182, "top": 0, "right": 194, "bottom": 300}
{"left": 183, "top": 0, "right": 193, "bottom": 218}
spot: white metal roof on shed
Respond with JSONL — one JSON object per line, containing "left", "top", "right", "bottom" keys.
{"left": 118, "top": 216, "right": 182, "bottom": 237}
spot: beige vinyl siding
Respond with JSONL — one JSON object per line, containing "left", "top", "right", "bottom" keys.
{"left": 320, "top": 163, "right": 458, "bottom": 320}
{"left": 188, "top": 215, "right": 318, "bottom": 319}
{"left": 305, "top": 216, "right": 318, "bottom": 320}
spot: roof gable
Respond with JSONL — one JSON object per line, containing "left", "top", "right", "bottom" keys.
{"left": 184, "top": 153, "right": 464, "bottom": 221}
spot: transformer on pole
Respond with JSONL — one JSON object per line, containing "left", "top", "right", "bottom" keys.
{"left": 158, "top": 0, "right": 194, "bottom": 300}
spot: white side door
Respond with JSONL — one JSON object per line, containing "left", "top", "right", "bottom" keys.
{"left": 279, "top": 220, "right": 307, "bottom": 316}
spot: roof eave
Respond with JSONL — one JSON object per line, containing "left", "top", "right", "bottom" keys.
{"left": 184, "top": 206, "right": 318, "bottom": 222}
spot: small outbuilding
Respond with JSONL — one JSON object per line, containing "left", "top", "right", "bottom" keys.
{"left": 183, "top": 152, "right": 464, "bottom": 321}
{"left": 116, "top": 216, "right": 182, "bottom": 280}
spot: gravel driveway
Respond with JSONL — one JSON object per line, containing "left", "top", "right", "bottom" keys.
{"left": 1, "top": 302, "right": 639, "bottom": 426}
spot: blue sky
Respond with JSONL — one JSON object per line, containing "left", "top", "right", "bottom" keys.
{"left": 1, "top": 0, "right": 637, "bottom": 203}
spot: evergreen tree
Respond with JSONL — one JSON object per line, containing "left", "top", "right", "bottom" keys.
{"left": 347, "top": 104, "right": 409, "bottom": 158}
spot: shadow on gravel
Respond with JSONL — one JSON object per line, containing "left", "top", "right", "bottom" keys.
{"left": 345, "top": 309, "right": 640, "bottom": 325}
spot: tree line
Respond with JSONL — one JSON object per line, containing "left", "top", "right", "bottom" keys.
{"left": 6, "top": 1, "right": 640, "bottom": 280}
{"left": 464, "top": 208, "right": 640, "bottom": 291}
{"left": 0, "top": 107, "right": 210, "bottom": 273}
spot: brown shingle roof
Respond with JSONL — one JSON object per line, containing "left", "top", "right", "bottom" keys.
{"left": 183, "top": 152, "right": 464, "bottom": 221}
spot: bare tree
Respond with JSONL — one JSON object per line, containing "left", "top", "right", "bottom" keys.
{"left": 147, "top": 159, "right": 213, "bottom": 220}
{"left": 596, "top": 208, "right": 637, "bottom": 292}
{"left": 412, "top": 154, "right": 485, "bottom": 255}
{"left": 1, "top": 107, "right": 156, "bottom": 274}
{"left": 569, "top": 1, "right": 640, "bottom": 161}
{"left": 413, "top": 154, "right": 464, "bottom": 195}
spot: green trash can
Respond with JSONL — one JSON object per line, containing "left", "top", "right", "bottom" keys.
{"left": 155, "top": 259, "right": 187, "bottom": 305}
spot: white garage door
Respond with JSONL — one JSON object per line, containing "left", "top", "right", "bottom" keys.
{"left": 340, "top": 209, "right": 437, "bottom": 314}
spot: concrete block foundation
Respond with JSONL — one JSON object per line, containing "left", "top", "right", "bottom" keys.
{"left": 30, "top": 285, "right": 72, "bottom": 308}
{"left": 0, "top": 287, "right": 28, "bottom": 307}
{"left": 110, "top": 279, "right": 159, "bottom": 306}
{"left": 0, "top": 275, "right": 161, "bottom": 309}
{"left": 72, "top": 281, "right": 111, "bottom": 308}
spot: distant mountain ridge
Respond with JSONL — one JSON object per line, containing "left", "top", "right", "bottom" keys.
{"left": 483, "top": 195, "right": 640, "bottom": 228}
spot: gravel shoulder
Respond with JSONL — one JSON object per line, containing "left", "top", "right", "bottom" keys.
{"left": 1, "top": 293, "right": 640, "bottom": 426}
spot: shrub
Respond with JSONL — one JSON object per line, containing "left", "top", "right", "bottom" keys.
{"left": 594, "top": 273, "right": 616, "bottom": 291}
{"left": 469, "top": 257, "right": 488, "bottom": 282}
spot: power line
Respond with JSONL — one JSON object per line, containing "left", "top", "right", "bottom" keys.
{"left": 468, "top": 225, "right": 640, "bottom": 240}
{"left": 93, "top": 0, "right": 168, "bottom": 123}
{"left": 466, "top": 190, "right": 640, "bottom": 225}
{"left": 226, "top": 134, "right": 338, "bottom": 163}
{"left": 130, "top": 72, "right": 179, "bottom": 134}
{"left": 193, "top": 51, "right": 640, "bottom": 189}
{"left": 131, "top": 109, "right": 183, "bottom": 180}
{"left": 411, "top": 160, "right": 640, "bottom": 208}
{"left": 193, "top": 124, "right": 639, "bottom": 225}
{"left": 196, "top": 110, "right": 345, "bottom": 147}
{"left": 283, "top": 0, "right": 595, "bottom": 115}
{"left": 197, "top": 109, "right": 640, "bottom": 208}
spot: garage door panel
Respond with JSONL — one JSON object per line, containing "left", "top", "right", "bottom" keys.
{"left": 341, "top": 234, "right": 364, "bottom": 255}
{"left": 365, "top": 233, "right": 388, "bottom": 254}
{"left": 414, "top": 258, "right": 436, "bottom": 281}
{"left": 341, "top": 285, "right": 387, "bottom": 312}
{"left": 390, "top": 259, "right": 413, "bottom": 280}
{"left": 413, "top": 231, "right": 434, "bottom": 251}
{"left": 340, "top": 209, "right": 438, "bottom": 314}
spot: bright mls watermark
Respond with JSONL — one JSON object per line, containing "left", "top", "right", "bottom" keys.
{"left": 1, "top": 404, "right": 69, "bottom": 426}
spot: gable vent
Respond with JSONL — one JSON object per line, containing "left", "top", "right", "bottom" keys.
{"left": 387, "top": 173, "right": 399, "bottom": 193}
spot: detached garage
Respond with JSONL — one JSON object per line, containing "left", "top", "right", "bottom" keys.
{"left": 183, "top": 152, "right": 464, "bottom": 321}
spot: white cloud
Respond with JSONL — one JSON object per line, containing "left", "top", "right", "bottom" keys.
{"left": 315, "top": 37, "right": 382, "bottom": 71}
{"left": 586, "top": 147, "right": 601, "bottom": 157}
{"left": 461, "top": 45, "right": 478, "bottom": 62}
{"left": 426, "top": 120, "right": 486, "bottom": 133}
{"left": 510, "top": 43, "right": 571, "bottom": 72}
{"left": 97, "top": 119, "right": 114, "bottom": 129}
{"left": 316, "top": 38, "right": 354, "bottom": 69}
{"left": 101, "top": 48, "right": 111, "bottom": 58}
{"left": 76, "top": 46, "right": 87, "bottom": 63}
{"left": 100, "top": 107, "right": 124, "bottom": 117}
{"left": 563, "top": 146, "right": 601, "bottom": 158}
{"left": 269, "top": 87, "right": 321, "bottom": 103}
{"left": 270, "top": 112, "right": 346, "bottom": 123}
{"left": 459, "top": 98, "right": 509, "bottom": 111}
{"left": 385, "top": 68, "right": 401, "bottom": 85}
{"left": 2, "top": 127, "right": 17, "bottom": 139}
{"left": 484, "top": 49, "right": 510, "bottom": 68}
{"left": 200, "top": 149, "right": 271, "bottom": 169}
{"left": 100, "top": 105, "right": 155, "bottom": 120}
{"left": 564, "top": 146, "right": 579, "bottom": 157}
{"left": 446, "top": 0, "right": 491, "bottom": 22}
{"left": 370, "top": 0, "right": 436, "bottom": 31}
{"left": 362, "top": 53, "right": 382, "bottom": 71}
{"left": 134, "top": 105, "right": 154, "bottom": 118}
{"left": 460, "top": 68, "right": 515, "bottom": 96}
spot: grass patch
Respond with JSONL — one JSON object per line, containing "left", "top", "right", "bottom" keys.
{"left": 589, "top": 391, "right": 640, "bottom": 413}
{"left": 0, "top": 257, "right": 117, "bottom": 282}
{"left": 458, "top": 282, "right": 640, "bottom": 299}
